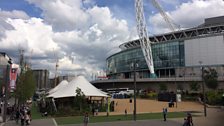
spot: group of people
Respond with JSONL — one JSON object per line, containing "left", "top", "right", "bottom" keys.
{"left": 15, "top": 106, "right": 32, "bottom": 126}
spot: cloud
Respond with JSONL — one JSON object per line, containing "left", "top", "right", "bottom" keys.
{"left": 1, "top": 18, "right": 59, "bottom": 55}
{"left": 0, "top": 0, "right": 135, "bottom": 79}
{"left": 149, "top": 0, "right": 224, "bottom": 34}
{"left": 0, "top": 9, "right": 30, "bottom": 39}
{"left": 26, "top": 0, "right": 89, "bottom": 31}
{"left": 0, "top": 9, "right": 29, "bottom": 19}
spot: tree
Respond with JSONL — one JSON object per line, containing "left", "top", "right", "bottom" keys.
{"left": 15, "top": 69, "right": 36, "bottom": 104}
{"left": 190, "top": 81, "right": 200, "bottom": 91}
{"left": 74, "top": 88, "right": 88, "bottom": 112}
{"left": 159, "top": 83, "right": 167, "bottom": 91}
{"left": 203, "top": 68, "right": 218, "bottom": 90}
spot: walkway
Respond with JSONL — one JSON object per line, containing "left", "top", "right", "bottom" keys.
{"left": 2, "top": 119, "right": 55, "bottom": 126}
{"left": 1, "top": 108, "right": 224, "bottom": 126}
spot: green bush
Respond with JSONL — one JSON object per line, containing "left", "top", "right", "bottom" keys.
{"left": 147, "top": 92, "right": 157, "bottom": 99}
{"left": 54, "top": 107, "right": 89, "bottom": 117}
{"left": 139, "top": 92, "right": 157, "bottom": 99}
{"left": 206, "top": 91, "right": 223, "bottom": 105}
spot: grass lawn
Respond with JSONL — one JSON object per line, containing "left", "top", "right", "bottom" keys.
{"left": 55, "top": 112, "right": 187, "bottom": 125}
{"left": 31, "top": 104, "right": 44, "bottom": 120}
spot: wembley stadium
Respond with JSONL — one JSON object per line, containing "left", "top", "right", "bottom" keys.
{"left": 92, "top": 16, "right": 224, "bottom": 91}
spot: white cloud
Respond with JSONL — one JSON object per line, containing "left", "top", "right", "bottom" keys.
{"left": 0, "top": 0, "right": 135, "bottom": 79}
{"left": 0, "top": 9, "right": 30, "bottom": 39}
{"left": 1, "top": 18, "right": 59, "bottom": 56}
{"left": 149, "top": 0, "right": 224, "bottom": 34}
{"left": 26, "top": 0, "right": 89, "bottom": 31}
{"left": 2, "top": 0, "right": 224, "bottom": 79}
{"left": 0, "top": 9, "right": 29, "bottom": 19}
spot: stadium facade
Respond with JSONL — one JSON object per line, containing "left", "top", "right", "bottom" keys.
{"left": 92, "top": 16, "right": 224, "bottom": 92}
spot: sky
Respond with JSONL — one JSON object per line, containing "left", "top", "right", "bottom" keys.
{"left": 0, "top": 0, "right": 224, "bottom": 80}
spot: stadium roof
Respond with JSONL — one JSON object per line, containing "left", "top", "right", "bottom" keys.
{"left": 119, "top": 16, "right": 224, "bottom": 50}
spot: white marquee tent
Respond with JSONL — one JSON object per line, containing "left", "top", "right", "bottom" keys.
{"left": 47, "top": 76, "right": 108, "bottom": 98}
{"left": 47, "top": 80, "right": 68, "bottom": 95}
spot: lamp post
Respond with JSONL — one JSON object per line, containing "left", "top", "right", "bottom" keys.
{"left": 175, "top": 73, "right": 177, "bottom": 108}
{"left": 131, "top": 60, "right": 138, "bottom": 121}
{"left": 199, "top": 61, "right": 207, "bottom": 117}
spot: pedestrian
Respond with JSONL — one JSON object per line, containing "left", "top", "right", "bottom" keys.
{"left": 15, "top": 108, "right": 20, "bottom": 124}
{"left": 125, "top": 109, "right": 127, "bottom": 116}
{"left": 20, "top": 111, "right": 25, "bottom": 126}
{"left": 92, "top": 107, "right": 95, "bottom": 117}
{"left": 162, "top": 108, "right": 167, "bottom": 121}
{"left": 25, "top": 112, "right": 30, "bottom": 125}
{"left": 186, "top": 112, "right": 193, "bottom": 126}
{"left": 183, "top": 118, "right": 188, "bottom": 126}
{"left": 83, "top": 112, "right": 89, "bottom": 126}
{"left": 95, "top": 108, "right": 98, "bottom": 116}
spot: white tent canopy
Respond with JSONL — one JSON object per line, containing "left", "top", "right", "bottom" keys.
{"left": 48, "top": 80, "right": 68, "bottom": 95}
{"left": 47, "top": 76, "right": 108, "bottom": 98}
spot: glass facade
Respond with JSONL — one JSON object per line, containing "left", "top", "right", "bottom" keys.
{"left": 106, "top": 41, "right": 185, "bottom": 78}
{"left": 152, "top": 41, "right": 185, "bottom": 68}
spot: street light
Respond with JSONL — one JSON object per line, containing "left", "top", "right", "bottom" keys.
{"left": 199, "top": 61, "right": 207, "bottom": 117}
{"left": 130, "top": 60, "right": 138, "bottom": 121}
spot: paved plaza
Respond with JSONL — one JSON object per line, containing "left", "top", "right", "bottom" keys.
{"left": 1, "top": 108, "right": 224, "bottom": 126}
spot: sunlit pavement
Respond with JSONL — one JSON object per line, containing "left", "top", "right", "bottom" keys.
{"left": 2, "top": 108, "right": 224, "bottom": 126}
{"left": 66, "top": 119, "right": 182, "bottom": 126}
{"left": 3, "top": 119, "right": 55, "bottom": 126}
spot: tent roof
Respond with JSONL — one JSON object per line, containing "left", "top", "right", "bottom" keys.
{"left": 47, "top": 80, "right": 68, "bottom": 95}
{"left": 47, "top": 76, "right": 108, "bottom": 98}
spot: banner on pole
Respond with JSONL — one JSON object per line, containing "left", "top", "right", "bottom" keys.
{"left": 10, "top": 67, "right": 18, "bottom": 90}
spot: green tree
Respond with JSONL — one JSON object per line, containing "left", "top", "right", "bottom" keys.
{"left": 159, "top": 83, "right": 167, "bottom": 91}
{"left": 15, "top": 70, "right": 36, "bottom": 104}
{"left": 74, "top": 88, "right": 88, "bottom": 112}
{"left": 190, "top": 81, "right": 200, "bottom": 91}
{"left": 203, "top": 68, "right": 218, "bottom": 90}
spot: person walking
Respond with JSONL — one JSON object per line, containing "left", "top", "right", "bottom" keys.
{"left": 15, "top": 108, "right": 20, "bottom": 124}
{"left": 25, "top": 112, "right": 30, "bottom": 125}
{"left": 125, "top": 109, "right": 127, "bottom": 116}
{"left": 83, "top": 112, "right": 89, "bottom": 126}
{"left": 163, "top": 108, "right": 167, "bottom": 121}
{"left": 91, "top": 107, "right": 95, "bottom": 117}
{"left": 20, "top": 111, "right": 25, "bottom": 126}
{"left": 186, "top": 112, "right": 193, "bottom": 126}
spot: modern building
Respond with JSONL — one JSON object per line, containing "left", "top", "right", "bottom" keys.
{"left": 32, "top": 69, "right": 50, "bottom": 91}
{"left": 92, "top": 16, "right": 224, "bottom": 92}
{"left": 0, "top": 52, "right": 12, "bottom": 94}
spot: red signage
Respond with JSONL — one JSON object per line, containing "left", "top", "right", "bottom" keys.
{"left": 10, "top": 67, "right": 18, "bottom": 90}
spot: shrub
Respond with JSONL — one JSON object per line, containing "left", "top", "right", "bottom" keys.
{"left": 147, "top": 92, "right": 157, "bottom": 99}
{"left": 139, "top": 92, "right": 157, "bottom": 99}
{"left": 206, "top": 90, "right": 223, "bottom": 105}
{"left": 159, "top": 83, "right": 167, "bottom": 91}
{"left": 203, "top": 68, "right": 218, "bottom": 90}
{"left": 190, "top": 81, "right": 200, "bottom": 91}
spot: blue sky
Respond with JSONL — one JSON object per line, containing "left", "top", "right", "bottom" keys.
{"left": 1, "top": 0, "right": 224, "bottom": 78}
{"left": 0, "top": 0, "right": 42, "bottom": 17}
{"left": 0, "top": 0, "right": 178, "bottom": 26}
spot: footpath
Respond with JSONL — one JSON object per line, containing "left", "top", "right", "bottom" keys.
{"left": 0, "top": 108, "right": 223, "bottom": 126}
